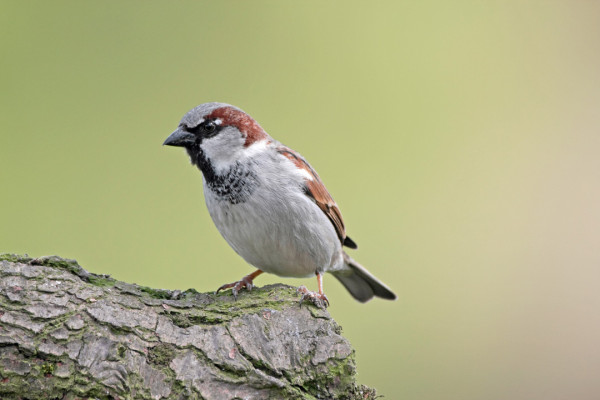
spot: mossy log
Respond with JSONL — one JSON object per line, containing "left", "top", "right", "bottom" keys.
{"left": 0, "top": 254, "right": 376, "bottom": 400}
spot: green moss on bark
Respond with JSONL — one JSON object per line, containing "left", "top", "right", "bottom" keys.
{"left": 148, "top": 343, "right": 177, "bottom": 366}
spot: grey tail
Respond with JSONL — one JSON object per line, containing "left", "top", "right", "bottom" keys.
{"left": 332, "top": 252, "right": 397, "bottom": 303}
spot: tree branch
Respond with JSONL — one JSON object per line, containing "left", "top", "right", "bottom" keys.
{"left": 0, "top": 254, "right": 377, "bottom": 400}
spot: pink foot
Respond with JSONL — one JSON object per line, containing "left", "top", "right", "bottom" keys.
{"left": 297, "top": 286, "right": 330, "bottom": 309}
{"left": 216, "top": 270, "right": 263, "bottom": 299}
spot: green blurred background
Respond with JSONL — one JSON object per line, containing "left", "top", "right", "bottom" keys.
{"left": 2, "top": 1, "right": 599, "bottom": 399}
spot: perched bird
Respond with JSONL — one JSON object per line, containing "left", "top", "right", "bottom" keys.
{"left": 163, "top": 103, "right": 396, "bottom": 307}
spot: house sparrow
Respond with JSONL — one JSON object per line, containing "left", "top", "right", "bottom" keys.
{"left": 163, "top": 102, "right": 396, "bottom": 307}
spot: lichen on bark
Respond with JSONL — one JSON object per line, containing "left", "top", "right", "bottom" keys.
{"left": 0, "top": 254, "right": 377, "bottom": 400}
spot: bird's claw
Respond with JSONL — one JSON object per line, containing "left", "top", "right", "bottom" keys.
{"left": 216, "top": 277, "right": 254, "bottom": 299}
{"left": 297, "top": 286, "right": 329, "bottom": 309}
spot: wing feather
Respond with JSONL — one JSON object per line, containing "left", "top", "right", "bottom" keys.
{"left": 277, "top": 146, "right": 357, "bottom": 249}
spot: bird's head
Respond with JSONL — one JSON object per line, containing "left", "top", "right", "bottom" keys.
{"left": 163, "top": 102, "right": 269, "bottom": 173}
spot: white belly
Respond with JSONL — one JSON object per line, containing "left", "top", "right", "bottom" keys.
{"left": 204, "top": 181, "right": 343, "bottom": 278}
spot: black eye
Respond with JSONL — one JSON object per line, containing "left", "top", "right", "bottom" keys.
{"left": 204, "top": 121, "right": 217, "bottom": 134}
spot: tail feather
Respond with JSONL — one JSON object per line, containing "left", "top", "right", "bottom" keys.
{"left": 332, "top": 253, "right": 397, "bottom": 303}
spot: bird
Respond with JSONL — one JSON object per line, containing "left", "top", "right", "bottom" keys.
{"left": 163, "top": 102, "right": 396, "bottom": 307}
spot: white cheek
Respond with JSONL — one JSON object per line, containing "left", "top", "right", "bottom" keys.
{"left": 240, "top": 140, "right": 269, "bottom": 160}
{"left": 200, "top": 127, "right": 245, "bottom": 172}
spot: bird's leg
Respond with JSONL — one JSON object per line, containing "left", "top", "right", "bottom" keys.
{"left": 216, "top": 269, "right": 263, "bottom": 299}
{"left": 298, "top": 272, "right": 330, "bottom": 309}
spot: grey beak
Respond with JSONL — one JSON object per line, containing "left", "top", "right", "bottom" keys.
{"left": 163, "top": 128, "right": 196, "bottom": 147}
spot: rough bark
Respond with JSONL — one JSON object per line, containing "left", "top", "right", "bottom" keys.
{"left": 0, "top": 254, "right": 377, "bottom": 400}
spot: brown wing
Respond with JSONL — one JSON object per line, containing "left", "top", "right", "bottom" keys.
{"left": 277, "top": 146, "right": 357, "bottom": 249}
